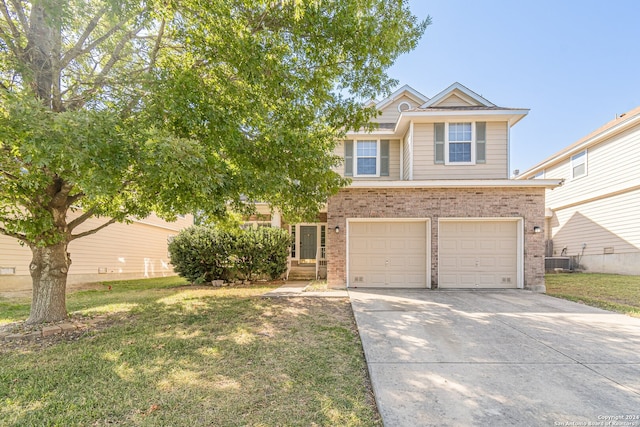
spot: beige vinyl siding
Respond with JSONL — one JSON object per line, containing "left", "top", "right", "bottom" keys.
{"left": 436, "top": 93, "right": 477, "bottom": 107}
{"left": 550, "top": 188, "right": 640, "bottom": 257}
{"left": 334, "top": 139, "right": 401, "bottom": 180}
{"left": 67, "top": 217, "right": 177, "bottom": 275}
{"left": 0, "top": 213, "right": 193, "bottom": 291}
{"left": 373, "top": 95, "right": 416, "bottom": 125}
{"left": 412, "top": 122, "right": 509, "bottom": 179}
{"left": 0, "top": 234, "right": 31, "bottom": 276}
{"left": 545, "top": 125, "right": 640, "bottom": 209}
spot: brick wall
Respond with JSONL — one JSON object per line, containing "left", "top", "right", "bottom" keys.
{"left": 326, "top": 187, "right": 546, "bottom": 290}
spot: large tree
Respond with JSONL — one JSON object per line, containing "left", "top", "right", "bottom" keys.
{"left": 0, "top": 0, "right": 427, "bottom": 324}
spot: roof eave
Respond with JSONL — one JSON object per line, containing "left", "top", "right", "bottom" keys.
{"left": 347, "top": 179, "right": 562, "bottom": 189}
{"left": 517, "top": 111, "right": 640, "bottom": 179}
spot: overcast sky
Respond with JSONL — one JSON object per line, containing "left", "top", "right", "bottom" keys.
{"left": 386, "top": 0, "right": 640, "bottom": 173}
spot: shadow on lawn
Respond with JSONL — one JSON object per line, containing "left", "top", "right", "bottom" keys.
{"left": 0, "top": 288, "right": 379, "bottom": 426}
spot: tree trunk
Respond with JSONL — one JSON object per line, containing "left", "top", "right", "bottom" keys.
{"left": 27, "top": 242, "right": 71, "bottom": 324}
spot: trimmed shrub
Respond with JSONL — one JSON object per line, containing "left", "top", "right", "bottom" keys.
{"left": 167, "top": 225, "right": 237, "bottom": 284}
{"left": 168, "top": 225, "right": 290, "bottom": 283}
{"left": 235, "top": 227, "right": 290, "bottom": 280}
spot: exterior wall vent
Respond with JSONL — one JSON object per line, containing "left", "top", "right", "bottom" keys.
{"left": 0, "top": 267, "right": 16, "bottom": 275}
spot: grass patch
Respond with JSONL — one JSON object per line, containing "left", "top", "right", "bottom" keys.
{"left": 0, "top": 278, "right": 380, "bottom": 426}
{"left": 546, "top": 273, "right": 640, "bottom": 317}
{"left": 304, "top": 280, "right": 329, "bottom": 292}
{"left": 0, "top": 276, "right": 189, "bottom": 325}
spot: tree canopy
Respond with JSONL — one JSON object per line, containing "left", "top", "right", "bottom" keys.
{"left": 0, "top": 0, "right": 428, "bottom": 323}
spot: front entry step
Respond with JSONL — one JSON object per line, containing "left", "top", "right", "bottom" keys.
{"left": 288, "top": 265, "right": 316, "bottom": 280}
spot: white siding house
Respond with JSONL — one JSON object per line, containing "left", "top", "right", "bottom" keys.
{"left": 518, "top": 106, "right": 640, "bottom": 274}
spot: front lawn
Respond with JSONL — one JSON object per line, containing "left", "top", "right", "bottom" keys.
{"left": 0, "top": 278, "right": 380, "bottom": 426}
{"left": 545, "top": 273, "right": 640, "bottom": 317}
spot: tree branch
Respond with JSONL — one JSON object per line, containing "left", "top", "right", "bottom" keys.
{"left": 66, "top": 192, "right": 85, "bottom": 208}
{"left": 67, "top": 206, "right": 95, "bottom": 231}
{"left": 70, "top": 218, "right": 117, "bottom": 241}
{"left": 65, "top": 23, "right": 145, "bottom": 110}
{"left": 0, "top": 168, "right": 19, "bottom": 180}
{"left": 0, "top": 225, "right": 26, "bottom": 242}
{"left": 60, "top": 14, "right": 127, "bottom": 68}
{"left": 8, "top": 0, "right": 28, "bottom": 33}
{"left": 148, "top": 18, "right": 165, "bottom": 71}
{"left": 61, "top": 6, "right": 107, "bottom": 65}
{"left": 0, "top": 0, "right": 23, "bottom": 56}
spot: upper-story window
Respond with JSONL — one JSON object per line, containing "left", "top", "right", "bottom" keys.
{"left": 356, "top": 141, "right": 377, "bottom": 175}
{"left": 344, "top": 140, "right": 390, "bottom": 177}
{"left": 434, "top": 122, "right": 486, "bottom": 165}
{"left": 448, "top": 123, "right": 472, "bottom": 162}
{"left": 571, "top": 150, "right": 587, "bottom": 179}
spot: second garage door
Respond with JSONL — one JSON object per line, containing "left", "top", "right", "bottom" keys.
{"left": 348, "top": 221, "right": 428, "bottom": 288}
{"left": 439, "top": 220, "right": 519, "bottom": 289}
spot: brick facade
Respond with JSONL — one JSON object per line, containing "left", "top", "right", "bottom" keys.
{"left": 326, "top": 187, "right": 546, "bottom": 290}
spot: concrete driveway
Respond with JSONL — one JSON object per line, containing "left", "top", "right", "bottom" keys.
{"left": 349, "top": 289, "right": 640, "bottom": 427}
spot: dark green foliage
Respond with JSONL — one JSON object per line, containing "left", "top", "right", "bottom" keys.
{"left": 168, "top": 225, "right": 291, "bottom": 283}
{"left": 234, "top": 227, "right": 291, "bottom": 281}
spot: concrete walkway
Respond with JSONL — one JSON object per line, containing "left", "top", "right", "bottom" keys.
{"left": 262, "top": 281, "right": 349, "bottom": 297}
{"left": 349, "top": 289, "right": 640, "bottom": 426}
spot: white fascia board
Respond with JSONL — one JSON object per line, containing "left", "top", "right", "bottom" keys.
{"left": 394, "top": 109, "right": 529, "bottom": 135}
{"left": 375, "top": 85, "right": 430, "bottom": 110}
{"left": 518, "top": 113, "right": 640, "bottom": 179}
{"left": 420, "top": 82, "right": 496, "bottom": 108}
{"left": 347, "top": 179, "right": 562, "bottom": 189}
{"left": 345, "top": 129, "right": 396, "bottom": 137}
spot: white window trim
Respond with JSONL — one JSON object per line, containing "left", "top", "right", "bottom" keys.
{"left": 444, "top": 122, "right": 476, "bottom": 165}
{"left": 290, "top": 223, "right": 327, "bottom": 261}
{"left": 353, "top": 139, "right": 381, "bottom": 177}
{"left": 571, "top": 149, "right": 588, "bottom": 180}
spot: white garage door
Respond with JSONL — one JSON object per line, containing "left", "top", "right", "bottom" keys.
{"left": 348, "top": 221, "right": 427, "bottom": 288}
{"left": 439, "top": 220, "right": 518, "bottom": 289}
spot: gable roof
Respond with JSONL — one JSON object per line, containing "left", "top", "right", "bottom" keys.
{"left": 420, "top": 82, "right": 496, "bottom": 108}
{"left": 375, "top": 84, "right": 429, "bottom": 110}
{"left": 518, "top": 105, "right": 640, "bottom": 178}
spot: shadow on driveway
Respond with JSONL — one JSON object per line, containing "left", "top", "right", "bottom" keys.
{"left": 349, "top": 289, "right": 640, "bottom": 426}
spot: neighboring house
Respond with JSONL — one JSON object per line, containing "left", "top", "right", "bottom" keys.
{"left": 267, "top": 83, "right": 560, "bottom": 290}
{"left": 517, "top": 106, "right": 640, "bottom": 275}
{"left": 0, "top": 213, "right": 194, "bottom": 293}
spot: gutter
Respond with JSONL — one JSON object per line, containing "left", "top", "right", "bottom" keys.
{"left": 347, "top": 179, "right": 562, "bottom": 189}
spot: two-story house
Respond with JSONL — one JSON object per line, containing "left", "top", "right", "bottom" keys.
{"left": 279, "top": 83, "right": 561, "bottom": 291}
{"left": 517, "top": 106, "right": 640, "bottom": 275}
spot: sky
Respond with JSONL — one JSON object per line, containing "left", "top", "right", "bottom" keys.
{"left": 386, "top": 0, "right": 640, "bottom": 173}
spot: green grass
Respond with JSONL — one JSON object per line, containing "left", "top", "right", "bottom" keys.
{"left": 546, "top": 273, "right": 640, "bottom": 317}
{"left": 0, "top": 278, "right": 380, "bottom": 426}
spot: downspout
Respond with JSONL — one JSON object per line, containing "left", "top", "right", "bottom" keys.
{"left": 409, "top": 120, "right": 414, "bottom": 180}
{"left": 507, "top": 119, "right": 511, "bottom": 178}
{"left": 400, "top": 138, "right": 404, "bottom": 180}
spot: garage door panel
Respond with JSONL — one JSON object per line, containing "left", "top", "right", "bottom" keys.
{"left": 479, "top": 240, "right": 497, "bottom": 250}
{"left": 389, "top": 240, "right": 407, "bottom": 250}
{"left": 349, "top": 221, "right": 428, "bottom": 288}
{"left": 350, "top": 238, "right": 371, "bottom": 251}
{"left": 477, "top": 257, "right": 497, "bottom": 268}
{"left": 440, "top": 220, "right": 518, "bottom": 289}
{"left": 499, "top": 240, "right": 516, "bottom": 250}
{"left": 460, "top": 240, "right": 477, "bottom": 250}
{"left": 458, "top": 257, "right": 477, "bottom": 268}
